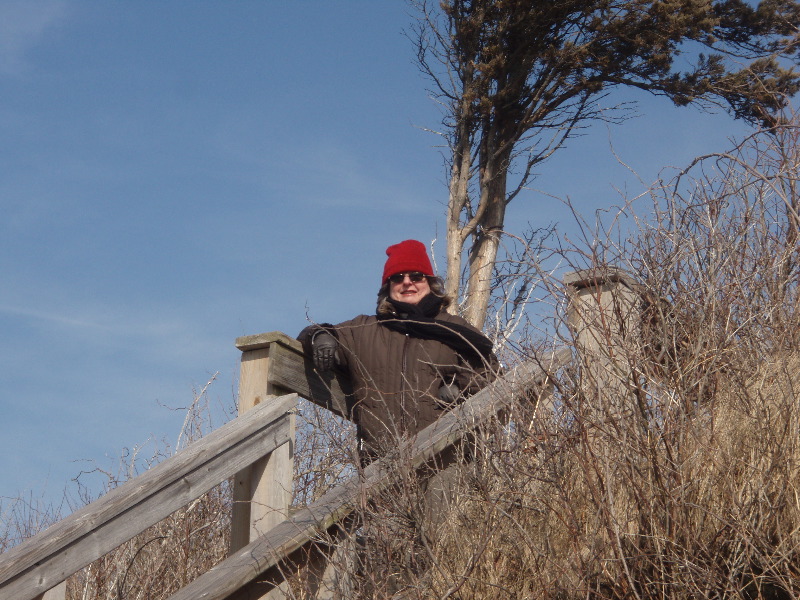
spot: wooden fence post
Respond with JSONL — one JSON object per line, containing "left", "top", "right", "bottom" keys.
{"left": 230, "top": 335, "right": 297, "bottom": 585}
{"left": 564, "top": 267, "right": 642, "bottom": 420}
{"left": 32, "top": 581, "right": 65, "bottom": 600}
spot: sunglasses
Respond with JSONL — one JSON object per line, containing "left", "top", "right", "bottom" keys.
{"left": 388, "top": 272, "right": 427, "bottom": 284}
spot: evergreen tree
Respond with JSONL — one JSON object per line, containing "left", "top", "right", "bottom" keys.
{"left": 413, "top": 0, "right": 800, "bottom": 327}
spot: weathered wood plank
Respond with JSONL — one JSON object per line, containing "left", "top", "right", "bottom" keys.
{"left": 166, "top": 349, "right": 572, "bottom": 600}
{"left": 0, "top": 394, "right": 298, "bottom": 600}
{"left": 235, "top": 331, "right": 300, "bottom": 353}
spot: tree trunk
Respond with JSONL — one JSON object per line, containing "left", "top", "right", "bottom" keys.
{"left": 463, "top": 162, "right": 508, "bottom": 327}
{"left": 445, "top": 214, "right": 464, "bottom": 313}
{"left": 444, "top": 103, "right": 476, "bottom": 313}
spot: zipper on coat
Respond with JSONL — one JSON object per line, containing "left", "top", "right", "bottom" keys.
{"left": 400, "top": 334, "right": 411, "bottom": 431}
{"left": 400, "top": 334, "right": 410, "bottom": 413}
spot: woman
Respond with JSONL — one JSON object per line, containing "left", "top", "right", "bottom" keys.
{"left": 299, "top": 239, "right": 498, "bottom": 458}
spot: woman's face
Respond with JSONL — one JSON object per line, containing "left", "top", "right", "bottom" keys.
{"left": 388, "top": 272, "right": 431, "bottom": 305}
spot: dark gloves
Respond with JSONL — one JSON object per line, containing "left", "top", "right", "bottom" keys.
{"left": 436, "top": 382, "right": 460, "bottom": 407}
{"left": 312, "top": 332, "right": 338, "bottom": 372}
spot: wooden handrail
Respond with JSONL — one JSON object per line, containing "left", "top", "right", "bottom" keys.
{"left": 0, "top": 326, "right": 577, "bottom": 600}
{"left": 0, "top": 394, "right": 297, "bottom": 600}
{"left": 0, "top": 331, "right": 349, "bottom": 600}
{"left": 166, "top": 348, "right": 572, "bottom": 600}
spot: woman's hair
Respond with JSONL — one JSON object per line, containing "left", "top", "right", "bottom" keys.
{"left": 376, "top": 275, "right": 452, "bottom": 315}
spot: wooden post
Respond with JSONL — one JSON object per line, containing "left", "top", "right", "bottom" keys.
{"left": 564, "top": 267, "right": 642, "bottom": 420}
{"left": 230, "top": 335, "right": 297, "bottom": 599}
{"left": 33, "top": 581, "right": 65, "bottom": 600}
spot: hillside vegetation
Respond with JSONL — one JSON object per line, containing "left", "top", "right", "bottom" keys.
{"left": 2, "top": 123, "right": 798, "bottom": 599}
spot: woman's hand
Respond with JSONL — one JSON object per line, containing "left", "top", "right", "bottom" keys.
{"left": 436, "top": 382, "right": 460, "bottom": 407}
{"left": 312, "top": 332, "right": 338, "bottom": 372}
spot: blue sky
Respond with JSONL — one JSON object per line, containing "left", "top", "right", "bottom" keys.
{"left": 0, "top": 1, "right": 757, "bottom": 512}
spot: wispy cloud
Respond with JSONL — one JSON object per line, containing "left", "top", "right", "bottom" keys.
{"left": 0, "top": 0, "right": 68, "bottom": 75}
{"left": 0, "top": 297, "right": 221, "bottom": 367}
{"left": 273, "top": 140, "right": 434, "bottom": 213}
{"left": 0, "top": 302, "right": 107, "bottom": 330}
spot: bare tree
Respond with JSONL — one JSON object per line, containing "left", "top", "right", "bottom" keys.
{"left": 412, "top": 0, "right": 800, "bottom": 328}
{"left": 348, "top": 121, "right": 800, "bottom": 600}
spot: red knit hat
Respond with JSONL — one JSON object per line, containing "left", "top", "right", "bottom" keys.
{"left": 382, "top": 239, "right": 434, "bottom": 284}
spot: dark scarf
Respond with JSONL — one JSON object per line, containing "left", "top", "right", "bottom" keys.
{"left": 377, "top": 293, "right": 494, "bottom": 364}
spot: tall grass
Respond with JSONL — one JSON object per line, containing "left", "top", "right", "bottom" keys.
{"left": 304, "top": 122, "right": 800, "bottom": 599}
{"left": 2, "top": 122, "right": 798, "bottom": 599}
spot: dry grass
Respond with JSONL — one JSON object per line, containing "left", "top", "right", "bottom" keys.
{"left": 3, "top": 122, "right": 799, "bottom": 599}
{"left": 304, "top": 122, "right": 800, "bottom": 599}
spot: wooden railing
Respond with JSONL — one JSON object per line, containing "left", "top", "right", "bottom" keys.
{"left": 0, "top": 335, "right": 569, "bottom": 600}
{"left": 167, "top": 347, "right": 572, "bottom": 600}
{"left": 0, "top": 332, "right": 350, "bottom": 600}
{"left": 0, "top": 268, "right": 635, "bottom": 600}
{"left": 0, "top": 392, "right": 297, "bottom": 600}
